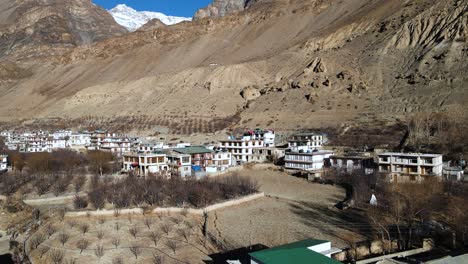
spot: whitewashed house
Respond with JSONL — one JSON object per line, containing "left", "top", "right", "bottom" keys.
{"left": 288, "top": 132, "right": 324, "bottom": 152}
{"left": 378, "top": 152, "right": 443, "bottom": 181}
{"left": 285, "top": 150, "right": 334, "bottom": 171}
{"left": 69, "top": 132, "right": 92, "bottom": 149}
{"left": 211, "top": 150, "right": 233, "bottom": 171}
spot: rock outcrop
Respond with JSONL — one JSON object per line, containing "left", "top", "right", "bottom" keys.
{"left": 194, "top": 0, "right": 249, "bottom": 20}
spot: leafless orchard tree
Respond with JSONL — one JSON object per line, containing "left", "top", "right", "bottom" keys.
{"left": 129, "top": 243, "right": 142, "bottom": 259}
{"left": 144, "top": 218, "right": 154, "bottom": 229}
{"left": 94, "top": 244, "right": 105, "bottom": 259}
{"left": 64, "top": 258, "right": 77, "bottom": 264}
{"left": 149, "top": 231, "right": 161, "bottom": 246}
{"left": 49, "top": 249, "right": 65, "bottom": 264}
{"left": 58, "top": 232, "right": 70, "bottom": 246}
{"left": 76, "top": 238, "right": 89, "bottom": 254}
{"left": 67, "top": 219, "right": 77, "bottom": 229}
{"left": 161, "top": 223, "right": 172, "bottom": 235}
{"left": 29, "top": 233, "right": 46, "bottom": 249}
{"left": 129, "top": 226, "right": 139, "bottom": 238}
{"left": 165, "top": 239, "right": 178, "bottom": 254}
{"left": 79, "top": 223, "right": 90, "bottom": 234}
{"left": 114, "top": 222, "right": 121, "bottom": 231}
{"left": 152, "top": 254, "right": 164, "bottom": 264}
{"left": 112, "top": 256, "right": 124, "bottom": 264}
{"left": 98, "top": 218, "right": 106, "bottom": 225}
{"left": 111, "top": 237, "right": 121, "bottom": 249}
{"left": 44, "top": 223, "right": 57, "bottom": 238}
{"left": 37, "top": 245, "right": 50, "bottom": 258}
{"left": 97, "top": 230, "right": 105, "bottom": 240}
{"left": 177, "top": 228, "right": 191, "bottom": 242}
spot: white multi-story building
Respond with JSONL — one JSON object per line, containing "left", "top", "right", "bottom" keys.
{"left": 378, "top": 152, "right": 443, "bottom": 180}
{"left": 211, "top": 150, "right": 233, "bottom": 171}
{"left": 285, "top": 150, "right": 334, "bottom": 171}
{"left": 69, "top": 132, "right": 92, "bottom": 149}
{"left": 0, "top": 154, "right": 7, "bottom": 172}
{"left": 52, "top": 130, "right": 72, "bottom": 140}
{"left": 288, "top": 133, "right": 324, "bottom": 152}
{"left": 219, "top": 139, "right": 264, "bottom": 164}
{"left": 19, "top": 132, "right": 53, "bottom": 153}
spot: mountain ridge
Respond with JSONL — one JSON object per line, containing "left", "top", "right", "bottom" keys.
{"left": 108, "top": 4, "right": 192, "bottom": 31}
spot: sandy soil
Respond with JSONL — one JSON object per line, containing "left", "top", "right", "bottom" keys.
{"left": 208, "top": 168, "right": 367, "bottom": 249}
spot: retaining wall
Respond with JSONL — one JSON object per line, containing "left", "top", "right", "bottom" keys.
{"left": 65, "top": 192, "right": 265, "bottom": 217}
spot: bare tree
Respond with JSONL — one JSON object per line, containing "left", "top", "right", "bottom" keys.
{"left": 129, "top": 226, "right": 139, "bottom": 238}
{"left": 65, "top": 258, "right": 77, "bottom": 264}
{"left": 37, "top": 245, "right": 50, "bottom": 258}
{"left": 67, "top": 219, "right": 77, "bottom": 229}
{"left": 76, "top": 238, "right": 89, "bottom": 254}
{"left": 112, "top": 256, "right": 124, "bottom": 264}
{"left": 94, "top": 244, "right": 105, "bottom": 259}
{"left": 177, "top": 228, "right": 191, "bottom": 242}
{"left": 79, "top": 223, "right": 90, "bottom": 234}
{"left": 58, "top": 232, "right": 70, "bottom": 246}
{"left": 114, "top": 222, "right": 121, "bottom": 231}
{"left": 161, "top": 223, "right": 172, "bottom": 235}
{"left": 149, "top": 231, "right": 161, "bottom": 246}
{"left": 111, "top": 237, "right": 120, "bottom": 249}
{"left": 49, "top": 249, "right": 65, "bottom": 264}
{"left": 98, "top": 218, "right": 106, "bottom": 225}
{"left": 144, "top": 218, "right": 154, "bottom": 229}
{"left": 73, "top": 174, "right": 87, "bottom": 193}
{"left": 44, "top": 223, "right": 57, "bottom": 238}
{"left": 73, "top": 195, "right": 88, "bottom": 209}
{"left": 152, "top": 254, "right": 164, "bottom": 264}
{"left": 29, "top": 233, "right": 46, "bottom": 249}
{"left": 165, "top": 240, "right": 178, "bottom": 254}
{"left": 129, "top": 243, "right": 142, "bottom": 259}
{"left": 57, "top": 208, "right": 67, "bottom": 221}
{"left": 97, "top": 230, "right": 105, "bottom": 240}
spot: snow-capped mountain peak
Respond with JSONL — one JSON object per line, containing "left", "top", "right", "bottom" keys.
{"left": 109, "top": 4, "right": 192, "bottom": 32}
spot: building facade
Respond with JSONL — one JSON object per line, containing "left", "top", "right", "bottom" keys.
{"left": 122, "top": 152, "right": 168, "bottom": 176}
{"left": 288, "top": 133, "right": 324, "bottom": 152}
{"left": 0, "top": 154, "right": 7, "bottom": 172}
{"left": 328, "top": 154, "right": 374, "bottom": 174}
{"left": 378, "top": 152, "right": 443, "bottom": 180}
{"left": 285, "top": 150, "right": 334, "bottom": 171}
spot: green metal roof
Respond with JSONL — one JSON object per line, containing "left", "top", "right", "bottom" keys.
{"left": 172, "top": 146, "right": 212, "bottom": 155}
{"left": 249, "top": 239, "right": 341, "bottom": 264}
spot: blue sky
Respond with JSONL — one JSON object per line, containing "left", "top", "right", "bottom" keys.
{"left": 93, "top": 0, "right": 213, "bottom": 17}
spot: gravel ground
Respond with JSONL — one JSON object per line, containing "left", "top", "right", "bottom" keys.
{"left": 208, "top": 168, "right": 366, "bottom": 249}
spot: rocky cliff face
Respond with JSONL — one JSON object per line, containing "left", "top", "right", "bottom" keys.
{"left": 0, "top": 0, "right": 127, "bottom": 61}
{"left": 194, "top": 0, "right": 248, "bottom": 20}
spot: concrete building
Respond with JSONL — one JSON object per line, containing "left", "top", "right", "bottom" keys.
{"left": 443, "top": 166, "right": 465, "bottom": 181}
{"left": 122, "top": 151, "right": 168, "bottom": 176}
{"left": 288, "top": 132, "right": 325, "bottom": 152}
{"left": 249, "top": 239, "right": 341, "bottom": 264}
{"left": 378, "top": 152, "right": 443, "bottom": 181}
{"left": 166, "top": 152, "right": 192, "bottom": 177}
{"left": 69, "top": 132, "right": 91, "bottom": 149}
{"left": 0, "top": 154, "right": 7, "bottom": 172}
{"left": 250, "top": 147, "right": 286, "bottom": 163}
{"left": 211, "top": 150, "right": 233, "bottom": 171}
{"left": 173, "top": 146, "right": 214, "bottom": 168}
{"left": 285, "top": 150, "right": 334, "bottom": 171}
{"left": 219, "top": 139, "right": 265, "bottom": 164}
{"left": 328, "top": 153, "right": 375, "bottom": 174}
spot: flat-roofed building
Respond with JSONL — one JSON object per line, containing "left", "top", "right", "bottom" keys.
{"left": 285, "top": 150, "right": 334, "bottom": 171}
{"left": 288, "top": 132, "right": 325, "bottom": 152}
{"left": 166, "top": 152, "right": 192, "bottom": 177}
{"left": 122, "top": 151, "right": 168, "bottom": 176}
{"left": 329, "top": 153, "right": 374, "bottom": 174}
{"left": 173, "top": 146, "right": 213, "bottom": 168}
{"left": 378, "top": 152, "right": 443, "bottom": 181}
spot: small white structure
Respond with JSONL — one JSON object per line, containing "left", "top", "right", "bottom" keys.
{"left": 0, "top": 154, "right": 7, "bottom": 172}
{"left": 378, "top": 152, "right": 443, "bottom": 180}
{"left": 285, "top": 150, "right": 334, "bottom": 171}
{"left": 443, "top": 166, "right": 465, "bottom": 181}
{"left": 166, "top": 152, "right": 192, "bottom": 177}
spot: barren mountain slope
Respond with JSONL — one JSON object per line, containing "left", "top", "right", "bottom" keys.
{"left": 0, "top": 0, "right": 466, "bottom": 135}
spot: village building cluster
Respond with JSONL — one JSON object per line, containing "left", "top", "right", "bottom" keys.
{"left": 0, "top": 128, "right": 466, "bottom": 181}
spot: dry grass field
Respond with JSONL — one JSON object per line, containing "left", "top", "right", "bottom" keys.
{"left": 207, "top": 167, "right": 366, "bottom": 249}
